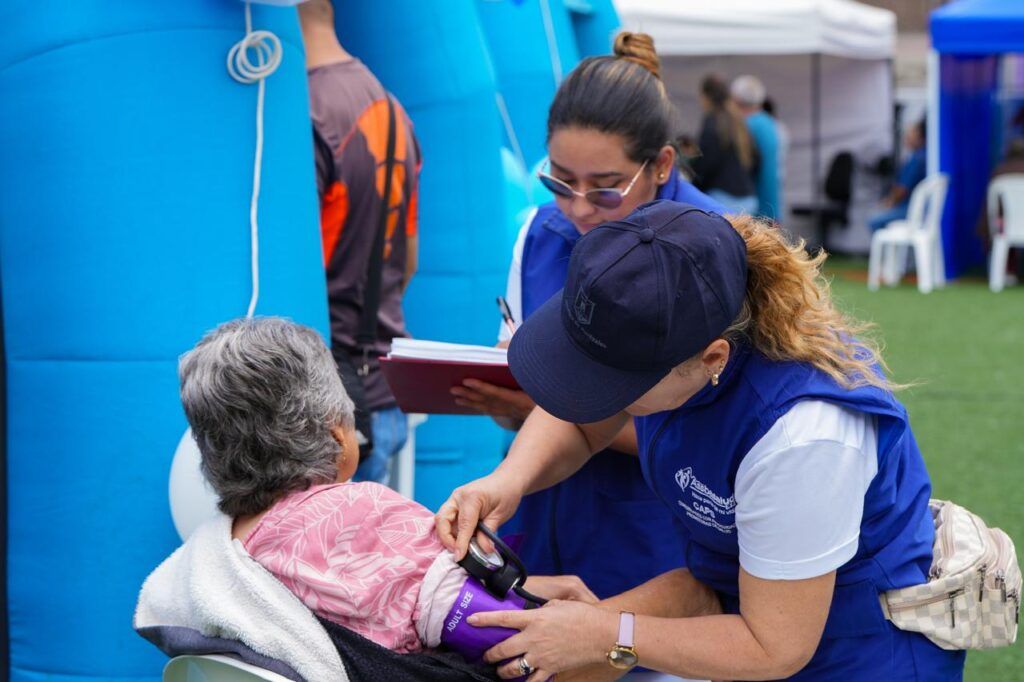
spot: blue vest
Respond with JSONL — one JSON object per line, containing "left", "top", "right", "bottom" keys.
{"left": 512, "top": 170, "right": 725, "bottom": 599}
{"left": 635, "top": 343, "right": 956, "bottom": 678}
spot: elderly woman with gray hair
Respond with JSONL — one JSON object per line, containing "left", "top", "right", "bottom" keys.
{"left": 142, "top": 317, "right": 595, "bottom": 675}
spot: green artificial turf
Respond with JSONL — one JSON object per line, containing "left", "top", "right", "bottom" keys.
{"left": 826, "top": 257, "right": 1024, "bottom": 679}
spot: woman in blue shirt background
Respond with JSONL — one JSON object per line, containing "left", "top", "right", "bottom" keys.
{"left": 450, "top": 32, "right": 725, "bottom": 602}
{"left": 869, "top": 119, "right": 928, "bottom": 232}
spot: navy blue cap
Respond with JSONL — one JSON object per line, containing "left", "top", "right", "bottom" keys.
{"left": 508, "top": 200, "right": 748, "bottom": 423}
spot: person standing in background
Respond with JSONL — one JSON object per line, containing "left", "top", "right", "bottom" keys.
{"left": 868, "top": 119, "right": 926, "bottom": 233}
{"left": 731, "top": 75, "right": 782, "bottom": 222}
{"left": 299, "top": 0, "right": 422, "bottom": 485}
{"left": 762, "top": 97, "right": 790, "bottom": 221}
{"left": 690, "top": 75, "right": 759, "bottom": 214}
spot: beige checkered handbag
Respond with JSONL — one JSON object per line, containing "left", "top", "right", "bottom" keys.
{"left": 880, "top": 499, "right": 1020, "bottom": 650}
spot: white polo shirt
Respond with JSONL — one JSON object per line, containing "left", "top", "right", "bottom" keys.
{"left": 735, "top": 400, "right": 879, "bottom": 580}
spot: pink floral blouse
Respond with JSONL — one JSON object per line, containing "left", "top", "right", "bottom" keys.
{"left": 243, "top": 482, "right": 446, "bottom": 652}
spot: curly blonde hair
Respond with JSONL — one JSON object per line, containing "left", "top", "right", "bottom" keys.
{"left": 723, "top": 215, "right": 896, "bottom": 391}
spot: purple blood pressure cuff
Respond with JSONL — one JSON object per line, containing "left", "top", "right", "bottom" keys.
{"left": 439, "top": 577, "right": 528, "bottom": 679}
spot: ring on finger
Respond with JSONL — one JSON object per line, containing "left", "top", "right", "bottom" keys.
{"left": 518, "top": 656, "right": 534, "bottom": 676}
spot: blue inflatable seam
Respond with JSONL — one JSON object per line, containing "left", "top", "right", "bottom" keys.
{"left": 0, "top": 27, "right": 305, "bottom": 74}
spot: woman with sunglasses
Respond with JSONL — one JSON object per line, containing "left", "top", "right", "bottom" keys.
{"left": 449, "top": 32, "right": 727, "bottom": 604}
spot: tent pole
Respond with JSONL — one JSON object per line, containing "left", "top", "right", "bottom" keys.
{"left": 889, "top": 57, "right": 899, "bottom": 179}
{"left": 927, "top": 49, "right": 939, "bottom": 178}
{"left": 926, "top": 48, "right": 942, "bottom": 282}
{"left": 812, "top": 52, "right": 822, "bottom": 250}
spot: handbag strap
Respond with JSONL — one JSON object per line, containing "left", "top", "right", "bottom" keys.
{"left": 356, "top": 94, "right": 397, "bottom": 376}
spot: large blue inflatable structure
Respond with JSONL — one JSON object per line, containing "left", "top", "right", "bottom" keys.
{"left": 0, "top": 3, "right": 328, "bottom": 679}
{"left": 0, "top": 1, "right": 619, "bottom": 678}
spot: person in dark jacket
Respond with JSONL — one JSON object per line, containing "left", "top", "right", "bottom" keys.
{"left": 689, "top": 75, "right": 759, "bottom": 214}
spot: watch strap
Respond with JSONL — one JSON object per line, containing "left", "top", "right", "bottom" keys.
{"left": 617, "top": 611, "right": 635, "bottom": 648}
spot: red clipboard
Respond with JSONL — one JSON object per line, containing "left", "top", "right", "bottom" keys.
{"left": 380, "top": 356, "right": 520, "bottom": 415}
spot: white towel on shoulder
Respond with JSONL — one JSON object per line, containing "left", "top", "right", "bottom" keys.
{"left": 134, "top": 513, "right": 348, "bottom": 682}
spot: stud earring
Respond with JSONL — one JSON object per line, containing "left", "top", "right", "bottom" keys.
{"left": 658, "top": 173, "right": 665, "bottom": 180}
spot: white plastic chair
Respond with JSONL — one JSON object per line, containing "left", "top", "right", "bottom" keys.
{"left": 868, "top": 174, "right": 949, "bottom": 294}
{"left": 986, "top": 173, "right": 1024, "bottom": 292}
{"left": 163, "top": 655, "right": 294, "bottom": 682}
{"left": 393, "top": 413, "right": 427, "bottom": 499}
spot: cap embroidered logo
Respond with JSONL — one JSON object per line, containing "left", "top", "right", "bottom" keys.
{"left": 573, "top": 288, "right": 595, "bottom": 326}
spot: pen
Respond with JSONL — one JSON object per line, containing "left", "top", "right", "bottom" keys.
{"left": 496, "top": 296, "right": 517, "bottom": 335}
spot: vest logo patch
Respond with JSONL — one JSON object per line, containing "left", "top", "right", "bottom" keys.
{"left": 573, "top": 288, "right": 595, "bottom": 326}
{"left": 675, "top": 467, "right": 694, "bottom": 493}
{"left": 673, "top": 467, "right": 736, "bottom": 534}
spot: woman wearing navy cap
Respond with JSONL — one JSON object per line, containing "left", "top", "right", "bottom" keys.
{"left": 437, "top": 201, "right": 965, "bottom": 680}
{"left": 449, "top": 32, "right": 726, "bottom": 602}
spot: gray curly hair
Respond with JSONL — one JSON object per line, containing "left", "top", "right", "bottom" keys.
{"left": 179, "top": 317, "right": 355, "bottom": 517}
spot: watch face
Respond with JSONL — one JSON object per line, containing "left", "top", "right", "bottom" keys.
{"left": 607, "top": 647, "right": 638, "bottom": 670}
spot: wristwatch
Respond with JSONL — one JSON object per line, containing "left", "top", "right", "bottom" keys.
{"left": 606, "top": 611, "right": 639, "bottom": 670}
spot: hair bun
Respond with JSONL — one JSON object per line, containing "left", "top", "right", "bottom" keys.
{"left": 613, "top": 32, "right": 661, "bottom": 80}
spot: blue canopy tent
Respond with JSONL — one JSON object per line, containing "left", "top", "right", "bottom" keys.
{"left": 930, "top": 0, "right": 1024, "bottom": 277}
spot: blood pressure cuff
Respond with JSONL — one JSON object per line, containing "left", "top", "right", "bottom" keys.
{"left": 439, "top": 577, "right": 529, "bottom": 680}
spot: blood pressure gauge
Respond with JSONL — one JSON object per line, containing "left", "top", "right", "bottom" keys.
{"left": 465, "top": 539, "right": 505, "bottom": 576}
{"left": 456, "top": 523, "right": 546, "bottom": 607}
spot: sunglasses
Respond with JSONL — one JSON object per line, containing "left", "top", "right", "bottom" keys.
{"left": 537, "top": 160, "right": 649, "bottom": 210}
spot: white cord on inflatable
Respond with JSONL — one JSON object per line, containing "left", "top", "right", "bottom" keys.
{"left": 227, "top": 2, "right": 282, "bottom": 318}
{"left": 495, "top": 92, "right": 527, "bottom": 176}
{"left": 539, "top": 0, "right": 563, "bottom": 86}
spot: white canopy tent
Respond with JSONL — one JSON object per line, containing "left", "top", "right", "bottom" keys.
{"left": 615, "top": 0, "right": 898, "bottom": 253}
